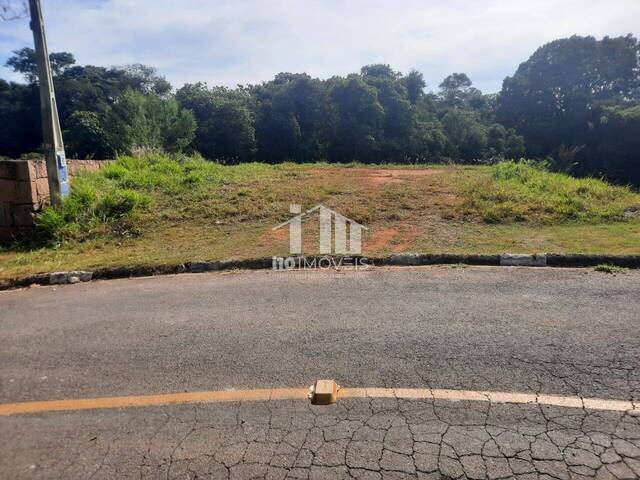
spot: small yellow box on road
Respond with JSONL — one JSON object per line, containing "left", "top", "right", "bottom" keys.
{"left": 310, "top": 379, "right": 338, "bottom": 405}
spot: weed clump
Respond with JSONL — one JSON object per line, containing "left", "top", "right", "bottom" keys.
{"left": 594, "top": 264, "right": 627, "bottom": 274}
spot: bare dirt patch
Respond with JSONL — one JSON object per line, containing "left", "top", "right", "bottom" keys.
{"left": 364, "top": 225, "right": 424, "bottom": 253}
{"left": 366, "top": 228, "right": 399, "bottom": 251}
{"left": 393, "top": 225, "right": 423, "bottom": 251}
{"left": 354, "top": 168, "right": 444, "bottom": 186}
{"left": 311, "top": 167, "right": 444, "bottom": 187}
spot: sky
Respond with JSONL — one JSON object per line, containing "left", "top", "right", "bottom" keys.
{"left": 1, "top": 0, "right": 639, "bottom": 94}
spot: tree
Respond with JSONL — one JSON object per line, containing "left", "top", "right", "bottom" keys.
{"left": 63, "top": 111, "right": 112, "bottom": 158}
{"left": 360, "top": 64, "right": 401, "bottom": 81}
{"left": 497, "top": 35, "right": 640, "bottom": 182}
{"left": 440, "top": 73, "right": 472, "bottom": 94}
{"left": 328, "top": 75, "right": 384, "bottom": 162}
{"left": 122, "top": 64, "right": 172, "bottom": 96}
{"left": 251, "top": 73, "right": 331, "bottom": 163}
{"left": 103, "top": 89, "right": 195, "bottom": 155}
{"left": 498, "top": 35, "right": 640, "bottom": 157}
{"left": 2, "top": 48, "right": 183, "bottom": 158}
{"left": 441, "top": 109, "right": 487, "bottom": 160}
{"left": 5, "top": 48, "right": 173, "bottom": 118}
{"left": 407, "top": 111, "right": 447, "bottom": 161}
{"left": 147, "top": 96, "right": 197, "bottom": 152}
{"left": 0, "top": 79, "right": 40, "bottom": 157}
{"left": 5, "top": 47, "right": 75, "bottom": 82}
{"left": 586, "top": 105, "right": 640, "bottom": 183}
{"left": 403, "top": 70, "right": 426, "bottom": 105}
{"left": 176, "top": 83, "right": 255, "bottom": 162}
{"left": 439, "top": 73, "right": 468, "bottom": 105}
{"left": 486, "top": 124, "right": 525, "bottom": 159}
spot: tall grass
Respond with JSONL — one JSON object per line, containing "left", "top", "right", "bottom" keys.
{"left": 34, "top": 178, "right": 151, "bottom": 244}
{"left": 31, "top": 153, "right": 282, "bottom": 245}
{"left": 459, "top": 160, "right": 640, "bottom": 223}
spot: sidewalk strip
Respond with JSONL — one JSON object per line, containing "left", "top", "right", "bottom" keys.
{"left": 0, "top": 387, "right": 637, "bottom": 416}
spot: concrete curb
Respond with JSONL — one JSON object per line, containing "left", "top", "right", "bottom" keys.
{"left": 500, "top": 253, "right": 547, "bottom": 267}
{"left": 2, "top": 253, "right": 639, "bottom": 291}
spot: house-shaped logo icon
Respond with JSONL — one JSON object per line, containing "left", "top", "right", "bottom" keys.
{"left": 273, "top": 204, "right": 368, "bottom": 255}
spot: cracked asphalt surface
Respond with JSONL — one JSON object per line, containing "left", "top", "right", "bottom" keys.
{"left": 1, "top": 266, "right": 640, "bottom": 479}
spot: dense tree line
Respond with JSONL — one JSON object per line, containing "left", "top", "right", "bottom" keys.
{"left": 497, "top": 35, "right": 640, "bottom": 184}
{"left": 0, "top": 53, "right": 525, "bottom": 163}
{"left": 1, "top": 35, "right": 639, "bottom": 184}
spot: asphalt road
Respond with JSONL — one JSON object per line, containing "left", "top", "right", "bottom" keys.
{"left": 1, "top": 266, "right": 640, "bottom": 479}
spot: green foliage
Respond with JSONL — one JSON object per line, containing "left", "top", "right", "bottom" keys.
{"left": 102, "top": 89, "right": 153, "bottom": 154}
{"left": 30, "top": 153, "right": 282, "bottom": 245}
{"left": 5, "top": 47, "right": 75, "bottom": 83}
{"left": 251, "top": 73, "right": 329, "bottom": 163}
{"left": 18, "top": 152, "right": 43, "bottom": 160}
{"left": 328, "top": 74, "right": 385, "bottom": 162}
{"left": 64, "top": 111, "right": 112, "bottom": 158}
{"left": 102, "top": 89, "right": 195, "bottom": 155}
{"left": 2, "top": 51, "right": 179, "bottom": 159}
{"left": 459, "top": 161, "right": 640, "bottom": 223}
{"left": 33, "top": 167, "right": 151, "bottom": 244}
{"left": 2, "top": 36, "right": 640, "bottom": 185}
{"left": 594, "top": 264, "right": 627, "bottom": 274}
{"left": 441, "top": 109, "right": 487, "bottom": 159}
{"left": 498, "top": 35, "right": 640, "bottom": 184}
{"left": 439, "top": 73, "right": 480, "bottom": 108}
{"left": 0, "top": 79, "right": 40, "bottom": 157}
{"left": 176, "top": 83, "right": 256, "bottom": 162}
{"left": 96, "top": 189, "right": 150, "bottom": 220}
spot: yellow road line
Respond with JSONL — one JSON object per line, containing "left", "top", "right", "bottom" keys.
{"left": 0, "top": 388, "right": 308, "bottom": 416}
{"left": 0, "top": 387, "right": 637, "bottom": 417}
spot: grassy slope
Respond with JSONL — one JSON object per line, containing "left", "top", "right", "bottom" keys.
{"left": 0, "top": 155, "right": 639, "bottom": 281}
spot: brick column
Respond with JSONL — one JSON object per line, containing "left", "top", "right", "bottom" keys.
{"left": 0, "top": 159, "right": 108, "bottom": 242}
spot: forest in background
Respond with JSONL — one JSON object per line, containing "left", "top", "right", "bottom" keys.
{"left": 1, "top": 34, "right": 639, "bottom": 185}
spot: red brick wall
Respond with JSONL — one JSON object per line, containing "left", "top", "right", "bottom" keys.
{"left": 0, "top": 159, "right": 108, "bottom": 241}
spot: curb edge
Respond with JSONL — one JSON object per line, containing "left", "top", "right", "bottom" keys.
{"left": 2, "top": 253, "right": 639, "bottom": 291}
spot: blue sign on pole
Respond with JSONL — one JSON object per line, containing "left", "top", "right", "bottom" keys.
{"left": 56, "top": 151, "right": 69, "bottom": 197}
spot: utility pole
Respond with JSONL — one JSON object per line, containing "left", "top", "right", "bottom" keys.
{"left": 29, "top": 0, "right": 68, "bottom": 205}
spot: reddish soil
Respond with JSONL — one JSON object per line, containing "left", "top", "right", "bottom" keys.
{"left": 366, "top": 228, "right": 399, "bottom": 252}
{"left": 347, "top": 168, "right": 444, "bottom": 176}
{"left": 310, "top": 168, "right": 444, "bottom": 187}
{"left": 392, "top": 225, "right": 423, "bottom": 251}
{"left": 262, "top": 167, "right": 451, "bottom": 254}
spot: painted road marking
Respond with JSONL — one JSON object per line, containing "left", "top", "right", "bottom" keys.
{"left": 0, "top": 387, "right": 637, "bottom": 417}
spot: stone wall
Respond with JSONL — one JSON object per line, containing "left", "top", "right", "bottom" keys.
{"left": 0, "top": 159, "right": 107, "bottom": 242}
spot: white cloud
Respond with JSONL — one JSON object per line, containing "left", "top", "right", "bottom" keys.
{"left": 1, "top": 0, "right": 638, "bottom": 92}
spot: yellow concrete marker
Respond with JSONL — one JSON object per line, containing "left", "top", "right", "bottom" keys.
{"left": 309, "top": 379, "right": 338, "bottom": 405}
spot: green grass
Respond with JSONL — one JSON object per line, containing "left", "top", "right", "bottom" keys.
{"left": 29, "top": 153, "right": 289, "bottom": 245}
{"left": 594, "top": 264, "right": 628, "bottom": 274}
{"left": 1, "top": 155, "right": 639, "bottom": 282}
{"left": 457, "top": 160, "right": 639, "bottom": 223}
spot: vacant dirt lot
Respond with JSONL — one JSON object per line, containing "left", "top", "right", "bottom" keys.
{"left": 1, "top": 162, "right": 638, "bottom": 282}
